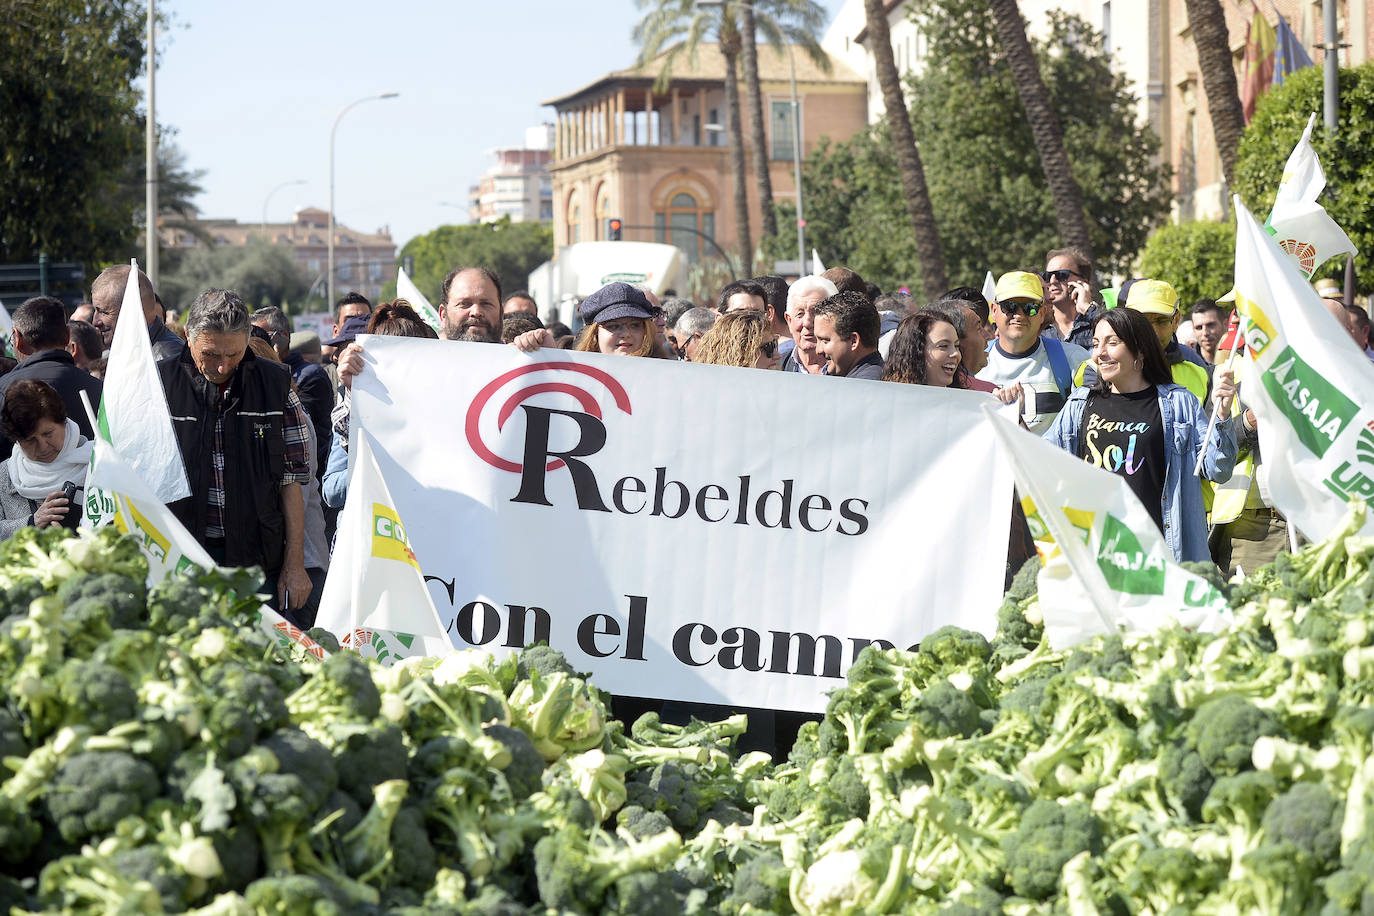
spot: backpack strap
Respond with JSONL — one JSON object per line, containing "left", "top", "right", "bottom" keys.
{"left": 1043, "top": 337, "right": 1073, "bottom": 396}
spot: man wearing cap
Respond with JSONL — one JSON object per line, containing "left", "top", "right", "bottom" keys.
{"left": 1040, "top": 247, "right": 1101, "bottom": 350}
{"left": 977, "top": 270, "right": 1090, "bottom": 434}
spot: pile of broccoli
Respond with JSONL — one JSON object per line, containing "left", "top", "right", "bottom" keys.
{"left": 8, "top": 502, "right": 1374, "bottom": 914}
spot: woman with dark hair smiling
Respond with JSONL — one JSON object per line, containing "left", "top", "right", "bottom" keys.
{"left": 881, "top": 311, "right": 965, "bottom": 388}
{"left": 0, "top": 380, "right": 91, "bottom": 537}
{"left": 1044, "top": 307, "right": 1238, "bottom": 562}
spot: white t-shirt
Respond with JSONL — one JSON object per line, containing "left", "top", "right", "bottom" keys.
{"left": 976, "top": 338, "right": 1090, "bottom": 434}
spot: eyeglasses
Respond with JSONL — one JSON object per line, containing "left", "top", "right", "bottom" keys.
{"left": 1000, "top": 301, "right": 1040, "bottom": 318}
{"left": 675, "top": 333, "right": 698, "bottom": 359}
{"left": 1042, "top": 269, "right": 1083, "bottom": 284}
{"left": 759, "top": 339, "right": 778, "bottom": 358}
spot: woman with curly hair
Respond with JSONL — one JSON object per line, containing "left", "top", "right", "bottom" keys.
{"left": 690, "top": 310, "right": 779, "bottom": 370}
{"left": 880, "top": 310, "right": 965, "bottom": 387}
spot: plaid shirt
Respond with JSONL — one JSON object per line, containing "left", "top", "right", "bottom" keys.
{"left": 206, "top": 387, "right": 312, "bottom": 539}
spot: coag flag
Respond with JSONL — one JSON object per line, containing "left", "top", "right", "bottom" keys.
{"left": 1273, "top": 9, "right": 1313, "bottom": 85}
{"left": 984, "top": 406, "right": 1231, "bottom": 648}
{"left": 1266, "top": 113, "right": 1357, "bottom": 280}
{"left": 396, "top": 266, "right": 442, "bottom": 333}
{"left": 85, "top": 259, "right": 189, "bottom": 519}
{"left": 1232, "top": 197, "right": 1374, "bottom": 540}
{"left": 1240, "top": 3, "right": 1277, "bottom": 123}
{"left": 315, "top": 431, "right": 452, "bottom": 664}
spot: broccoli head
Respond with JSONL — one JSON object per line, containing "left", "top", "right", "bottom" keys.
{"left": 483, "top": 723, "right": 544, "bottom": 800}
{"left": 54, "top": 659, "right": 138, "bottom": 735}
{"left": 913, "top": 678, "right": 984, "bottom": 739}
{"left": 1262, "top": 781, "right": 1344, "bottom": 865}
{"left": 1187, "top": 694, "right": 1283, "bottom": 777}
{"left": 56, "top": 571, "right": 146, "bottom": 632}
{"left": 516, "top": 643, "right": 576, "bottom": 681}
{"left": 44, "top": 749, "right": 160, "bottom": 843}
{"left": 1002, "top": 798, "right": 1104, "bottom": 900}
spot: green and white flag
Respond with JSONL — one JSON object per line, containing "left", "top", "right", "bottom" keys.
{"left": 984, "top": 406, "right": 1231, "bottom": 648}
{"left": 1233, "top": 197, "right": 1374, "bottom": 540}
{"left": 84, "top": 258, "right": 189, "bottom": 523}
{"left": 1266, "top": 112, "right": 1357, "bottom": 278}
{"left": 0, "top": 300, "right": 13, "bottom": 358}
{"left": 396, "top": 266, "right": 442, "bottom": 332}
{"left": 315, "top": 431, "right": 452, "bottom": 665}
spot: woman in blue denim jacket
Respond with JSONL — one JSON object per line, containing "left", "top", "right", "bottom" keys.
{"left": 1043, "top": 308, "right": 1238, "bottom": 563}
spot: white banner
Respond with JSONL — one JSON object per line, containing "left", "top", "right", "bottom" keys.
{"left": 352, "top": 337, "right": 1013, "bottom": 712}
{"left": 1233, "top": 197, "right": 1374, "bottom": 540}
{"left": 984, "top": 408, "right": 1230, "bottom": 648}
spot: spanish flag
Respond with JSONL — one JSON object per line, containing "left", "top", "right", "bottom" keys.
{"left": 1240, "top": 3, "right": 1277, "bottom": 123}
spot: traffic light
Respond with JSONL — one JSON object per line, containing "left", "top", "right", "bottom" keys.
{"left": 608, "top": 218, "right": 623, "bottom": 241}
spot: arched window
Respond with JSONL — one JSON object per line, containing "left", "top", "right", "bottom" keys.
{"left": 594, "top": 185, "right": 612, "bottom": 240}
{"left": 653, "top": 191, "right": 715, "bottom": 262}
{"left": 566, "top": 189, "right": 582, "bottom": 245}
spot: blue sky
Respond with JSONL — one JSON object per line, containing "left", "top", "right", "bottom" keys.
{"left": 157, "top": 0, "right": 845, "bottom": 251}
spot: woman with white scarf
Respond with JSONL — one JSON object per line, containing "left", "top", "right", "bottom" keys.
{"left": 0, "top": 380, "right": 92, "bottom": 537}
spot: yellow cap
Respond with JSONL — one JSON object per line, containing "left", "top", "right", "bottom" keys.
{"left": 1123, "top": 278, "right": 1179, "bottom": 316}
{"left": 995, "top": 270, "right": 1043, "bottom": 304}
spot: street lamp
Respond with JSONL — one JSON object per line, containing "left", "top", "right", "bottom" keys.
{"left": 261, "top": 179, "right": 307, "bottom": 231}
{"left": 329, "top": 92, "right": 399, "bottom": 310}
{"left": 696, "top": 0, "right": 806, "bottom": 275}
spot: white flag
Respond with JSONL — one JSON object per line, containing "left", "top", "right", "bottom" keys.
{"left": 92, "top": 259, "right": 189, "bottom": 505}
{"left": 1233, "top": 197, "right": 1374, "bottom": 540}
{"left": 1266, "top": 113, "right": 1357, "bottom": 279}
{"left": 0, "top": 300, "right": 13, "bottom": 359}
{"left": 396, "top": 266, "right": 442, "bottom": 333}
{"left": 982, "top": 271, "right": 997, "bottom": 307}
{"left": 315, "top": 431, "right": 452, "bottom": 664}
{"left": 984, "top": 406, "right": 1230, "bottom": 648}
{"left": 811, "top": 248, "right": 825, "bottom": 275}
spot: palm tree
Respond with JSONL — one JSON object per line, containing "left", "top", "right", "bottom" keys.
{"left": 862, "top": 0, "right": 946, "bottom": 298}
{"left": 738, "top": 0, "right": 830, "bottom": 242}
{"left": 1183, "top": 0, "right": 1246, "bottom": 187}
{"left": 986, "top": 0, "right": 1094, "bottom": 262}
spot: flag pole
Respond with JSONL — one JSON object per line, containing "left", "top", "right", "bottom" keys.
{"left": 1194, "top": 316, "right": 1248, "bottom": 477}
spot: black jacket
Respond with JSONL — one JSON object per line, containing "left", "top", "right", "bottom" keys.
{"left": 159, "top": 346, "right": 291, "bottom": 573}
{"left": 0, "top": 349, "right": 103, "bottom": 459}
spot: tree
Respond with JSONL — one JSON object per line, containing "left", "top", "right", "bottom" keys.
{"left": 763, "top": 7, "right": 1171, "bottom": 289}
{"left": 158, "top": 240, "right": 307, "bottom": 314}
{"left": 0, "top": 0, "right": 148, "bottom": 268}
{"left": 1136, "top": 220, "right": 1237, "bottom": 307}
{"left": 389, "top": 218, "right": 554, "bottom": 306}
{"left": 1234, "top": 62, "right": 1374, "bottom": 294}
{"left": 1184, "top": 0, "right": 1247, "bottom": 188}
{"left": 986, "top": 0, "right": 1093, "bottom": 262}
{"left": 737, "top": 0, "right": 830, "bottom": 242}
{"left": 862, "top": 0, "right": 946, "bottom": 299}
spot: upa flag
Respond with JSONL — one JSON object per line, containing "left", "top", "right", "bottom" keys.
{"left": 88, "top": 259, "right": 189, "bottom": 513}
{"left": 1266, "top": 113, "right": 1358, "bottom": 279}
{"left": 315, "top": 432, "right": 452, "bottom": 664}
{"left": 1232, "top": 197, "right": 1374, "bottom": 539}
{"left": 396, "top": 266, "right": 442, "bottom": 333}
{"left": 984, "top": 406, "right": 1230, "bottom": 648}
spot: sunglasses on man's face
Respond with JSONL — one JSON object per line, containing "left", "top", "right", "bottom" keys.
{"left": 1000, "top": 301, "right": 1040, "bottom": 318}
{"left": 1042, "top": 269, "right": 1083, "bottom": 284}
{"left": 759, "top": 338, "right": 778, "bottom": 358}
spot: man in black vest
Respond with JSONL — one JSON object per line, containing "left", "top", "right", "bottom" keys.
{"left": 158, "top": 288, "right": 313, "bottom": 618}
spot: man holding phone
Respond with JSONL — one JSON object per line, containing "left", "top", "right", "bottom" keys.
{"left": 1040, "top": 247, "right": 1101, "bottom": 350}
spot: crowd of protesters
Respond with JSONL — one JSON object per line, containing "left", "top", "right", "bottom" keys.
{"left": 3, "top": 248, "right": 1370, "bottom": 645}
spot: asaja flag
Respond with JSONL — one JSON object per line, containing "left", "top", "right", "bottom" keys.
{"left": 396, "top": 266, "right": 442, "bottom": 333}
{"left": 315, "top": 431, "right": 451, "bottom": 665}
{"left": 1232, "top": 196, "right": 1374, "bottom": 540}
{"left": 984, "top": 406, "right": 1230, "bottom": 648}
{"left": 86, "top": 438, "right": 330, "bottom": 659}
{"left": 89, "top": 259, "right": 189, "bottom": 511}
{"left": 1266, "top": 113, "right": 1357, "bottom": 279}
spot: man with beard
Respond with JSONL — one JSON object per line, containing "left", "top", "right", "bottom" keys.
{"left": 438, "top": 267, "right": 502, "bottom": 343}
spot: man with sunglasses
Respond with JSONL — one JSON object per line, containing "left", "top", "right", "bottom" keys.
{"left": 977, "top": 270, "right": 1090, "bottom": 433}
{"left": 1040, "top": 248, "right": 1101, "bottom": 350}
